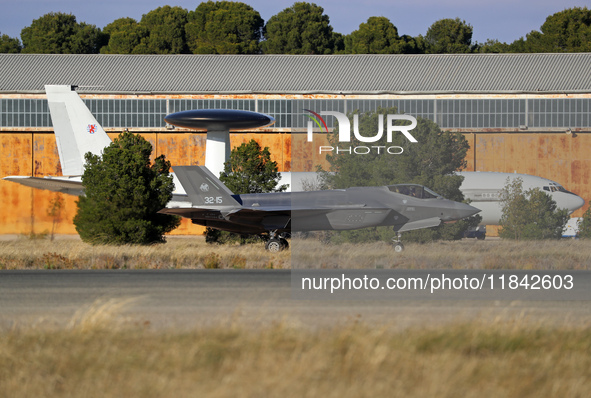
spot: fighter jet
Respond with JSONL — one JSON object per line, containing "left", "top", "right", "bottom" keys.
{"left": 159, "top": 165, "right": 480, "bottom": 252}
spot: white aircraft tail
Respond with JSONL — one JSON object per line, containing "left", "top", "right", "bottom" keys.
{"left": 45, "top": 85, "right": 112, "bottom": 176}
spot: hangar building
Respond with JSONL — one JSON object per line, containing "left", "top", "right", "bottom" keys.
{"left": 0, "top": 53, "right": 590, "bottom": 235}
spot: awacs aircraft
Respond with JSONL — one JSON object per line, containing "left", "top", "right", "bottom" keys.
{"left": 457, "top": 171, "right": 584, "bottom": 226}
{"left": 159, "top": 166, "right": 480, "bottom": 252}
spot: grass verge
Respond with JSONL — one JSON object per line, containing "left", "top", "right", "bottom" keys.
{"left": 0, "top": 236, "right": 590, "bottom": 269}
{"left": 0, "top": 236, "right": 288, "bottom": 270}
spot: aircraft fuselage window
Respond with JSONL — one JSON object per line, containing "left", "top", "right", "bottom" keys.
{"left": 543, "top": 185, "right": 566, "bottom": 193}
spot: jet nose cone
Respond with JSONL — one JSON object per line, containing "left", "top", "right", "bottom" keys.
{"left": 458, "top": 203, "right": 481, "bottom": 219}
{"left": 441, "top": 202, "right": 481, "bottom": 221}
{"left": 564, "top": 193, "right": 585, "bottom": 214}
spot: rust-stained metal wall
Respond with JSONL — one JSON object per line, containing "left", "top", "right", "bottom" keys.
{"left": 0, "top": 131, "right": 302, "bottom": 236}
{"left": 470, "top": 132, "right": 591, "bottom": 217}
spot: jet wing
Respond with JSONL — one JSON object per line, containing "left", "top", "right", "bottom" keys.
{"left": 396, "top": 217, "right": 442, "bottom": 232}
{"left": 2, "top": 176, "right": 84, "bottom": 196}
{"left": 160, "top": 203, "right": 378, "bottom": 217}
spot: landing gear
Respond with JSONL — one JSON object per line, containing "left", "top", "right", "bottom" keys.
{"left": 264, "top": 231, "right": 289, "bottom": 252}
{"left": 392, "top": 232, "right": 404, "bottom": 252}
{"left": 265, "top": 239, "right": 282, "bottom": 252}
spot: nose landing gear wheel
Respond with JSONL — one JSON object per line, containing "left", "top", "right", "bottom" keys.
{"left": 392, "top": 232, "right": 404, "bottom": 252}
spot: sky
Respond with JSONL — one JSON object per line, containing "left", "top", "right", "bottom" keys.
{"left": 1, "top": 0, "right": 590, "bottom": 44}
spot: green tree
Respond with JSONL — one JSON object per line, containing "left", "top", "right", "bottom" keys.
{"left": 321, "top": 108, "right": 479, "bottom": 243}
{"left": 0, "top": 33, "right": 21, "bottom": 53}
{"left": 345, "top": 16, "right": 418, "bottom": 54}
{"left": 477, "top": 39, "right": 511, "bottom": 53}
{"left": 511, "top": 7, "right": 591, "bottom": 52}
{"left": 323, "top": 109, "right": 468, "bottom": 197}
{"left": 263, "top": 2, "right": 342, "bottom": 54}
{"left": 498, "top": 178, "right": 568, "bottom": 240}
{"left": 422, "top": 18, "right": 474, "bottom": 54}
{"left": 74, "top": 131, "right": 180, "bottom": 244}
{"left": 133, "top": 6, "right": 189, "bottom": 54}
{"left": 220, "top": 139, "right": 288, "bottom": 194}
{"left": 21, "top": 12, "right": 106, "bottom": 54}
{"left": 577, "top": 207, "right": 591, "bottom": 239}
{"left": 100, "top": 18, "right": 147, "bottom": 54}
{"left": 186, "top": 1, "right": 264, "bottom": 54}
{"left": 46, "top": 193, "right": 64, "bottom": 241}
{"left": 206, "top": 139, "right": 287, "bottom": 244}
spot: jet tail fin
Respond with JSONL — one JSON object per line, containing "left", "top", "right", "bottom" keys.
{"left": 172, "top": 166, "right": 241, "bottom": 207}
{"left": 45, "top": 85, "right": 112, "bottom": 176}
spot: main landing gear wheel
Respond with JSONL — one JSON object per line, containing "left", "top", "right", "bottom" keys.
{"left": 264, "top": 231, "right": 289, "bottom": 252}
{"left": 265, "top": 239, "right": 282, "bottom": 252}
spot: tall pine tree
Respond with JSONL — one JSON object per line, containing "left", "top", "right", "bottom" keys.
{"left": 74, "top": 131, "right": 180, "bottom": 244}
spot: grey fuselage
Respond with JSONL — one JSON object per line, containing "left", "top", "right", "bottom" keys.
{"left": 189, "top": 186, "right": 478, "bottom": 235}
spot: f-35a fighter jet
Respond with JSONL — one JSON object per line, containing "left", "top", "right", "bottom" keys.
{"left": 159, "top": 166, "right": 480, "bottom": 252}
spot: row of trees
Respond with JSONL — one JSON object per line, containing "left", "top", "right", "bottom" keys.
{"left": 1, "top": 3, "right": 590, "bottom": 55}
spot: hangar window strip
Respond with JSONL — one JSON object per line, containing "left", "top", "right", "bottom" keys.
{"left": 1, "top": 98, "right": 591, "bottom": 130}
{"left": 345, "top": 99, "right": 434, "bottom": 122}
{"left": 258, "top": 99, "right": 293, "bottom": 129}
{"left": 437, "top": 99, "right": 526, "bottom": 129}
{"left": 0, "top": 99, "right": 50, "bottom": 127}
{"left": 528, "top": 98, "right": 590, "bottom": 128}
{"left": 85, "top": 99, "right": 168, "bottom": 128}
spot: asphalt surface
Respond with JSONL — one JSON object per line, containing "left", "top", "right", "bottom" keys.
{"left": 1, "top": 270, "right": 590, "bottom": 330}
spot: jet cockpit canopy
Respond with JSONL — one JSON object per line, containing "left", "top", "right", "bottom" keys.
{"left": 387, "top": 184, "right": 441, "bottom": 199}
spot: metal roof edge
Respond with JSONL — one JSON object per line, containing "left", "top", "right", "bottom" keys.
{"left": 3, "top": 89, "right": 591, "bottom": 96}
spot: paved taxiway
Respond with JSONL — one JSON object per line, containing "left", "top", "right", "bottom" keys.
{"left": 1, "top": 270, "right": 590, "bottom": 330}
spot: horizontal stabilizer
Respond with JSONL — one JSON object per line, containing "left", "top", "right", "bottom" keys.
{"left": 2, "top": 176, "right": 84, "bottom": 196}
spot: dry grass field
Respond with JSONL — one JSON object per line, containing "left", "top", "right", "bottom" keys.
{"left": 0, "top": 236, "right": 289, "bottom": 270}
{"left": 1, "top": 305, "right": 590, "bottom": 398}
{"left": 1, "top": 237, "right": 591, "bottom": 397}
{"left": 0, "top": 235, "right": 590, "bottom": 270}
{"left": 291, "top": 238, "right": 591, "bottom": 270}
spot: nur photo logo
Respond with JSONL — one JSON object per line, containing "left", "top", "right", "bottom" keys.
{"left": 304, "top": 110, "right": 418, "bottom": 155}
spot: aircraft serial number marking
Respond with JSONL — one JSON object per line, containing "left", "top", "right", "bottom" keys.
{"left": 204, "top": 196, "right": 223, "bottom": 204}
